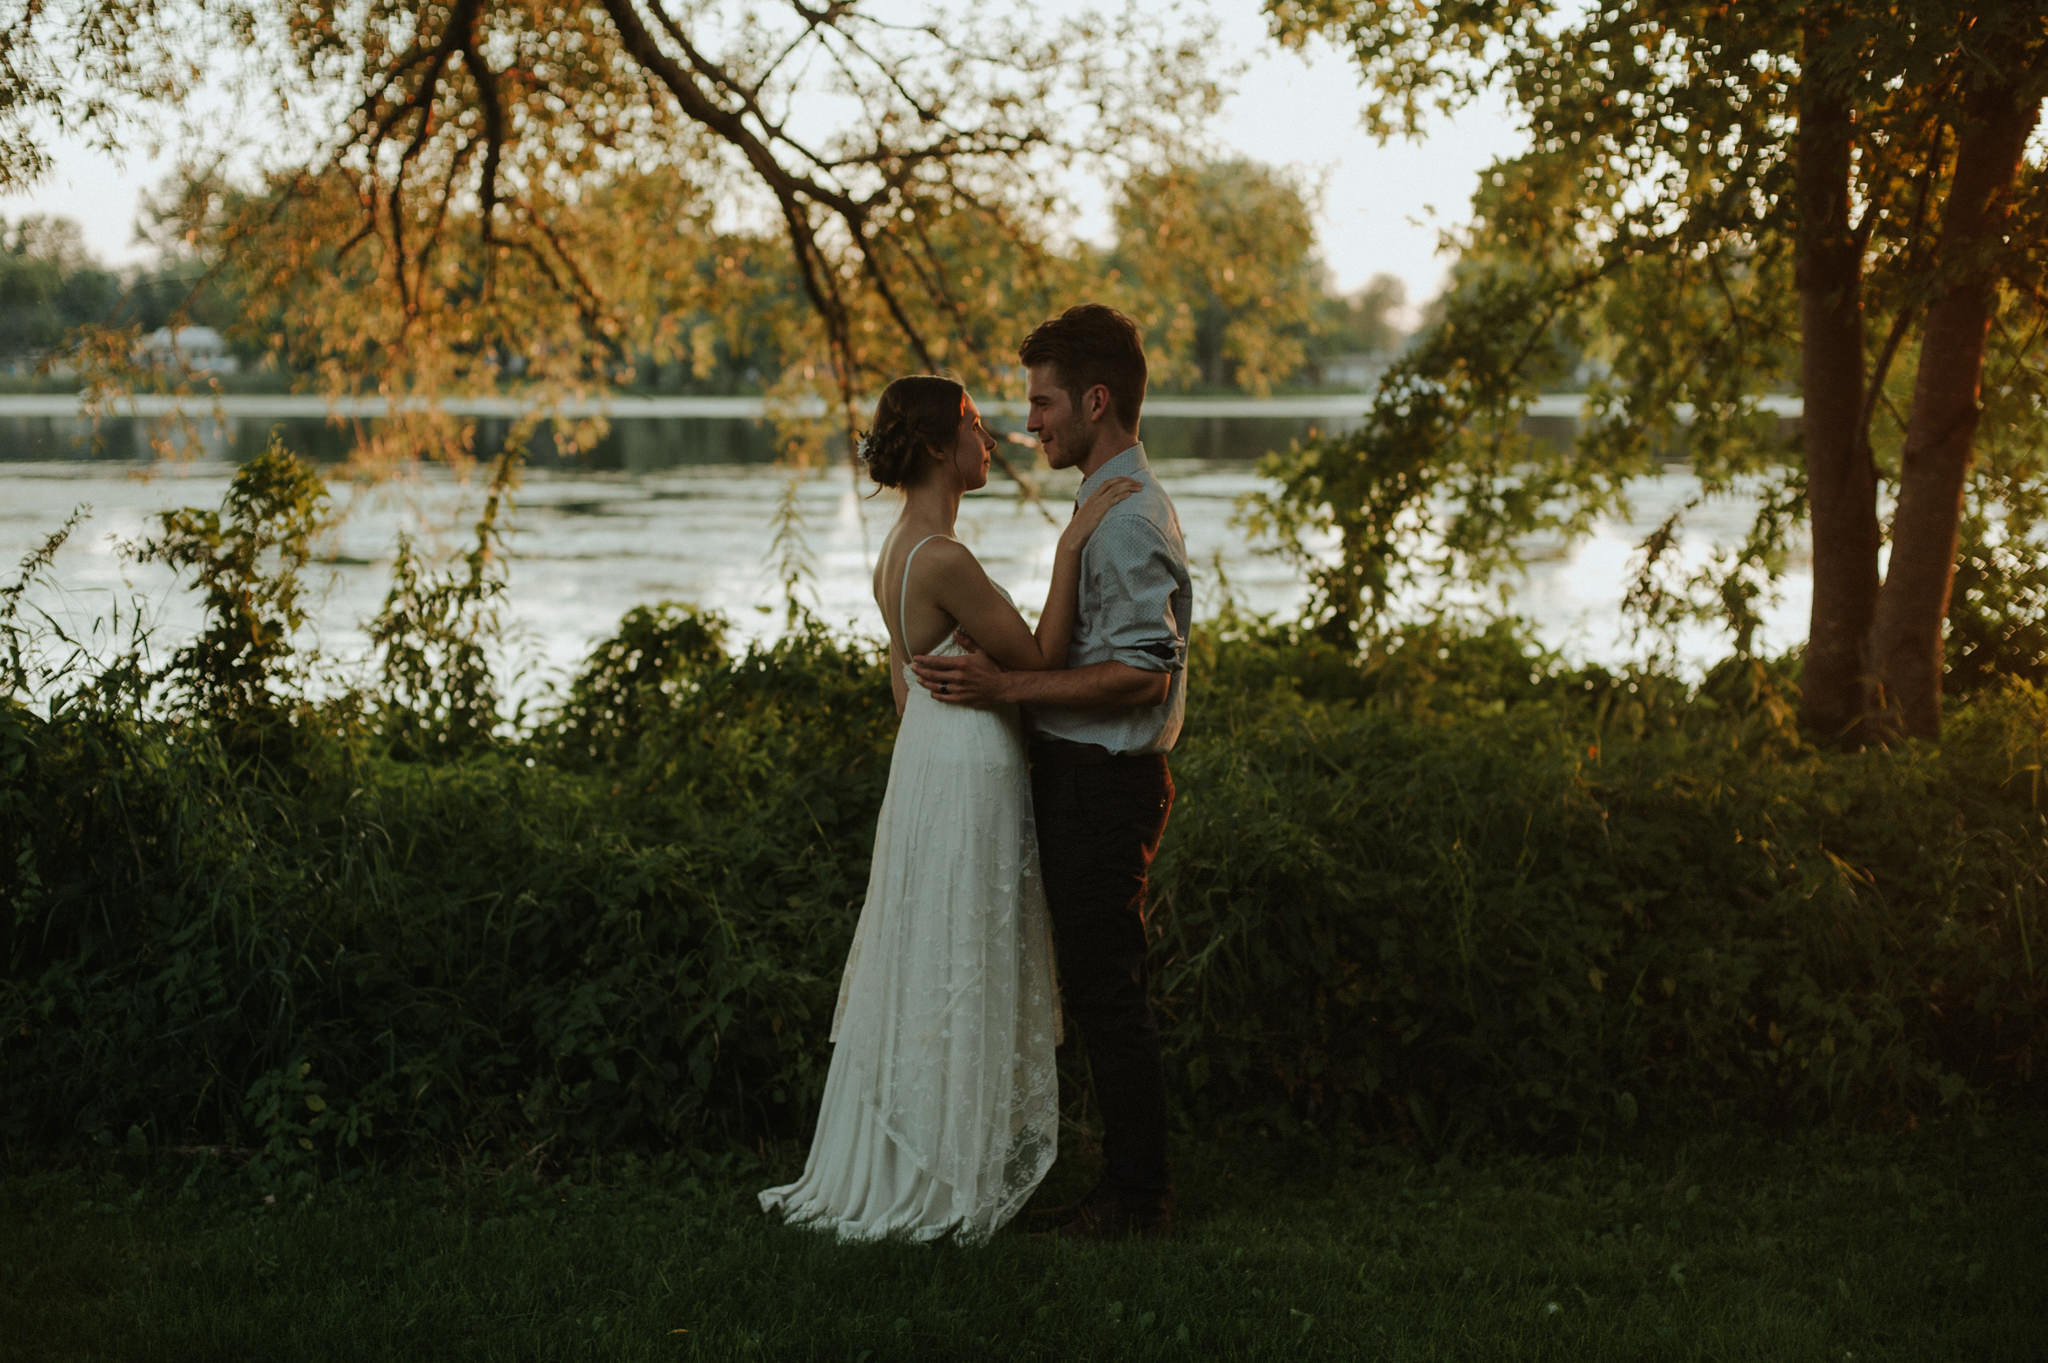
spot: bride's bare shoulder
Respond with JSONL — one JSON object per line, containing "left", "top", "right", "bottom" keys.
{"left": 912, "top": 534, "right": 975, "bottom": 567}
{"left": 877, "top": 529, "right": 976, "bottom": 618}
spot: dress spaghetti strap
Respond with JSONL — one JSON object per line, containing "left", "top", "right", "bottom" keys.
{"left": 895, "top": 533, "right": 947, "bottom": 652}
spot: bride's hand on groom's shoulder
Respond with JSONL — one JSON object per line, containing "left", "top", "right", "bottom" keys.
{"left": 1061, "top": 476, "right": 1141, "bottom": 549}
{"left": 911, "top": 647, "right": 1007, "bottom": 706}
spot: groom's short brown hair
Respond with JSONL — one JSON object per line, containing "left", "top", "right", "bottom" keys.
{"left": 1019, "top": 304, "right": 1147, "bottom": 430}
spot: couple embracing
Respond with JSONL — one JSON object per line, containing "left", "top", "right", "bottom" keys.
{"left": 759, "top": 304, "right": 1190, "bottom": 1244}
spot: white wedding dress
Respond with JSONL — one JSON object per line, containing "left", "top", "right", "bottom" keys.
{"left": 759, "top": 535, "right": 1060, "bottom": 1243}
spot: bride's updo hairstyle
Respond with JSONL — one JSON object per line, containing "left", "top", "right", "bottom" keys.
{"left": 860, "top": 374, "right": 966, "bottom": 491}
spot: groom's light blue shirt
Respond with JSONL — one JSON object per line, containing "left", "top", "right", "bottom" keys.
{"left": 1031, "top": 443, "right": 1190, "bottom": 755}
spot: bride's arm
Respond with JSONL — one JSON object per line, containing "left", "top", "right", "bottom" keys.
{"left": 922, "top": 543, "right": 1060, "bottom": 672}
{"left": 922, "top": 480, "right": 1137, "bottom": 674}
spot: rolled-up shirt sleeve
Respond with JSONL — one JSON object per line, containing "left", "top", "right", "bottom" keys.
{"left": 1085, "top": 516, "right": 1188, "bottom": 674}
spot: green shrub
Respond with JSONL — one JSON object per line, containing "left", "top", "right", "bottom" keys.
{"left": 0, "top": 617, "right": 890, "bottom": 1173}
{"left": 2, "top": 472, "right": 2041, "bottom": 1171}
{"left": 1153, "top": 642, "right": 2045, "bottom": 1146}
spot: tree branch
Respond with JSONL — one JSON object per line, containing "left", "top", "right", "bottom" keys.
{"left": 1857, "top": 120, "right": 1949, "bottom": 439}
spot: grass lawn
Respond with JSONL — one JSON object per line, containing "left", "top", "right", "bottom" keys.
{"left": 2, "top": 1118, "right": 2041, "bottom": 1362}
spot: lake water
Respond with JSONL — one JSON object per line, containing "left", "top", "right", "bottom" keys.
{"left": 0, "top": 397, "right": 1809, "bottom": 698}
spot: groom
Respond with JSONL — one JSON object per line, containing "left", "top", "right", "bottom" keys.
{"left": 912, "top": 303, "right": 1191, "bottom": 1239}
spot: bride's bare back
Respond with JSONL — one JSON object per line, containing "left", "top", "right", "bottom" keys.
{"left": 873, "top": 479, "right": 1138, "bottom": 715}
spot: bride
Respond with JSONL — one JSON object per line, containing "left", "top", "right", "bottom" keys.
{"left": 758, "top": 374, "right": 1136, "bottom": 1243}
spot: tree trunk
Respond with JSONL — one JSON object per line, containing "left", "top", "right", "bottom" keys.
{"left": 1794, "top": 22, "right": 1881, "bottom": 742}
{"left": 1872, "top": 86, "right": 2041, "bottom": 739}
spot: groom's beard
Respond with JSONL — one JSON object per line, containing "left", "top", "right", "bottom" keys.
{"left": 1048, "top": 410, "right": 1091, "bottom": 469}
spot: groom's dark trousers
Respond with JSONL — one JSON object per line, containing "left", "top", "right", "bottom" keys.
{"left": 1030, "top": 738, "right": 1175, "bottom": 1205}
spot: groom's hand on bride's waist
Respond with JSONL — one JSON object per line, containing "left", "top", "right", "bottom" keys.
{"left": 911, "top": 648, "right": 1009, "bottom": 706}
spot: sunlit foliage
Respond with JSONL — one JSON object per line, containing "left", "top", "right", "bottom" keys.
{"left": 9, "top": 0, "right": 1221, "bottom": 467}
{"left": 1108, "top": 158, "right": 1329, "bottom": 395}
{"left": 1260, "top": 0, "right": 2048, "bottom": 739}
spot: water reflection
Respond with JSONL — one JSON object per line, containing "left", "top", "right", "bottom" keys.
{"left": 0, "top": 411, "right": 784, "bottom": 469}
{"left": 0, "top": 403, "right": 1810, "bottom": 699}
{"left": 0, "top": 408, "right": 1369, "bottom": 471}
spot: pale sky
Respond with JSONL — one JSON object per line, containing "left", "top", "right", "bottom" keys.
{"left": 3, "top": 3, "right": 1524, "bottom": 321}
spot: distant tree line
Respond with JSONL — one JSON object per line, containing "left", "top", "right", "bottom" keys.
{"left": 4, "top": 157, "right": 1409, "bottom": 397}
{"left": 0, "top": 216, "right": 245, "bottom": 374}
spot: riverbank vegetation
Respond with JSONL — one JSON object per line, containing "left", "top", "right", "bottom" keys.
{"left": 3, "top": 452, "right": 2041, "bottom": 1183}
